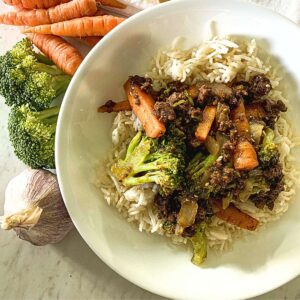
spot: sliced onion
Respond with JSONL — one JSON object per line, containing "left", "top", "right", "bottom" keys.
{"left": 205, "top": 136, "right": 219, "bottom": 155}
{"left": 177, "top": 199, "right": 198, "bottom": 230}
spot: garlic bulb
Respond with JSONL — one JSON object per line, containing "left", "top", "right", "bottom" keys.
{"left": 0, "top": 169, "right": 73, "bottom": 246}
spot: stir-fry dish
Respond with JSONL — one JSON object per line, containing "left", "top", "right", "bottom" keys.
{"left": 98, "top": 37, "right": 297, "bottom": 265}
{"left": 99, "top": 73, "right": 286, "bottom": 264}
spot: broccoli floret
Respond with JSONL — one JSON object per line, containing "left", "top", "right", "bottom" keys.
{"left": 8, "top": 104, "right": 59, "bottom": 169}
{"left": 111, "top": 129, "right": 186, "bottom": 196}
{"left": 190, "top": 223, "right": 207, "bottom": 266}
{"left": 258, "top": 128, "right": 279, "bottom": 168}
{"left": 0, "top": 38, "right": 71, "bottom": 110}
{"left": 186, "top": 152, "right": 217, "bottom": 197}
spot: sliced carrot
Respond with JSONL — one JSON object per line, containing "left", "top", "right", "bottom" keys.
{"left": 213, "top": 200, "right": 258, "bottom": 231}
{"left": 124, "top": 79, "right": 166, "bottom": 138}
{"left": 2, "top": 0, "right": 70, "bottom": 9}
{"left": 233, "top": 140, "right": 259, "bottom": 171}
{"left": 97, "top": 0, "right": 126, "bottom": 9}
{"left": 26, "top": 33, "right": 83, "bottom": 76}
{"left": 77, "top": 36, "right": 102, "bottom": 47}
{"left": 231, "top": 100, "right": 250, "bottom": 136}
{"left": 0, "top": 0, "right": 97, "bottom": 26}
{"left": 98, "top": 100, "right": 131, "bottom": 112}
{"left": 22, "top": 15, "right": 125, "bottom": 37}
{"left": 245, "top": 103, "right": 266, "bottom": 120}
{"left": 195, "top": 105, "right": 216, "bottom": 142}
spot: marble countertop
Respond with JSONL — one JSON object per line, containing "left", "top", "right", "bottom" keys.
{"left": 1, "top": 2, "right": 300, "bottom": 299}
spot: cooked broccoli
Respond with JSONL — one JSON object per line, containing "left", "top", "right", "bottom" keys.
{"left": 186, "top": 152, "right": 217, "bottom": 197}
{"left": 0, "top": 38, "right": 71, "bottom": 110}
{"left": 258, "top": 128, "right": 279, "bottom": 168}
{"left": 111, "top": 128, "right": 186, "bottom": 196}
{"left": 8, "top": 104, "right": 59, "bottom": 169}
{"left": 190, "top": 222, "right": 207, "bottom": 266}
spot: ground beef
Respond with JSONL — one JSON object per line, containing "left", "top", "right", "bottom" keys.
{"left": 216, "top": 103, "right": 232, "bottom": 132}
{"left": 250, "top": 181, "right": 284, "bottom": 210}
{"left": 220, "top": 139, "right": 236, "bottom": 163}
{"left": 154, "top": 193, "right": 180, "bottom": 223}
{"left": 258, "top": 99, "right": 287, "bottom": 128}
{"left": 263, "top": 164, "right": 284, "bottom": 185}
{"left": 153, "top": 101, "right": 176, "bottom": 123}
{"left": 250, "top": 74, "right": 272, "bottom": 98}
{"left": 232, "top": 81, "right": 251, "bottom": 99}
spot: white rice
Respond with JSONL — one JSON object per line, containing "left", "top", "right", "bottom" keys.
{"left": 97, "top": 37, "right": 300, "bottom": 251}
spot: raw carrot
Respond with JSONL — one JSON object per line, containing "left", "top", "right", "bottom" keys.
{"left": 77, "top": 36, "right": 102, "bottom": 47}
{"left": 195, "top": 105, "right": 217, "bottom": 142}
{"left": 231, "top": 100, "right": 250, "bottom": 136}
{"left": 0, "top": 0, "right": 98, "bottom": 26}
{"left": 124, "top": 79, "right": 166, "bottom": 138}
{"left": 98, "top": 100, "right": 131, "bottom": 112}
{"left": 97, "top": 0, "right": 126, "bottom": 9}
{"left": 2, "top": 0, "right": 70, "bottom": 9}
{"left": 233, "top": 140, "right": 259, "bottom": 171}
{"left": 213, "top": 200, "right": 258, "bottom": 231}
{"left": 245, "top": 103, "right": 266, "bottom": 120}
{"left": 26, "top": 33, "right": 83, "bottom": 76}
{"left": 22, "top": 15, "right": 125, "bottom": 36}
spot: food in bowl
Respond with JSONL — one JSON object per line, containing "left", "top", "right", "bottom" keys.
{"left": 97, "top": 37, "right": 298, "bottom": 265}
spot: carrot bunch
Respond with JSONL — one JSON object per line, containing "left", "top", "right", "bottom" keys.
{"left": 0, "top": 0, "right": 127, "bottom": 75}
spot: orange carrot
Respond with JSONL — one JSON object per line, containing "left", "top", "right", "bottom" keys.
{"left": 245, "top": 103, "right": 266, "bottom": 120}
{"left": 124, "top": 79, "right": 166, "bottom": 138}
{"left": 26, "top": 33, "right": 83, "bottom": 76}
{"left": 2, "top": 0, "right": 70, "bottom": 9}
{"left": 231, "top": 100, "right": 250, "bottom": 136}
{"left": 213, "top": 201, "right": 258, "bottom": 231}
{"left": 98, "top": 100, "right": 131, "bottom": 112}
{"left": 0, "top": 0, "right": 98, "bottom": 26}
{"left": 77, "top": 36, "right": 102, "bottom": 47}
{"left": 23, "top": 15, "right": 125, "bottom": 36}
{"left": 233, "top": 140, "right": 259, "bottom": 171}
{"left": 96, "top": 0, "right": 126, "bottom": 9}
{"left": 195, "top": 106, "right": 216, "bottom": 142}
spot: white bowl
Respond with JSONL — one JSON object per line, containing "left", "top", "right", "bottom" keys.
{"left": 56, "top": 0, "right": 300, "bottom": 299}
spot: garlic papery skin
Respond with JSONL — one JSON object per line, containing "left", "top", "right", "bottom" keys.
{"left": 1, "top": 169, "right": 73, "bottom": 246}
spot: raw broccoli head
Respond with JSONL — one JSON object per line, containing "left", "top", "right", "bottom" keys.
{"left": 258, "top": 128, "right": 279, "bottom": 168}
{"left": 111, "top": 128, "right": 186, "bottom": 196}
{"left": 8, "top": 104, "right": 60, "bottom": 169}
{"left": 0, "top": 38, "right": 71, "bottom": 110}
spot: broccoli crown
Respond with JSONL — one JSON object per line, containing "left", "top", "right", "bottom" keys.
{"left": 258, "top": 128, "right": 279, "bottom": 168}
{"left": 8, "top": 104, "right": 60, "bottom": 169}
{"left": 186, "top": 152, "right": 217, "bottom": 197}
{"left": 111, "top": 128, "right": 186, "bottom": 196}
{"left": 0, "top": 38, "right": 71, "bottom": 110}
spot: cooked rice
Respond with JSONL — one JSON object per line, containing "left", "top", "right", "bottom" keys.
{"left": 97, "top": 37, "right": 300, "bottom": 252}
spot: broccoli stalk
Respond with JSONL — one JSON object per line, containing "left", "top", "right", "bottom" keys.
{"left": 111, "top": 130, "right": 185, "bottom": 196}
{"left": 258, "top": 128, "right": 279, "bottom": 168}
{"left": 8, "top": 104, "right": 60, "bottom": 169}
{"left": 0, "top": 38, "right": 71, "bottom": 110}
{"left": 190, "top": 223, "right": 207, "bottom": 266}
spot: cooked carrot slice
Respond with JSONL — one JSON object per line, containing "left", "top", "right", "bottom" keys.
{"left": 231, "top": 100, "right": 250, "bottom": 136}
{"left": 98, "top": 100, "right": 131, "bottom": 113}
{"left": 124, "top": 80, "right": 166, "bottom": 138}
{"left": 245, "top": 103, "right": 266, "bottom": 120}
{"left": 234, "top": 140, "right": 259, "bottom": 171}
{"left": 195, "top": 106, "right": 216, "bottom": 142}
{"left": 213, "top": 200, "right": 258, "bottom": 231}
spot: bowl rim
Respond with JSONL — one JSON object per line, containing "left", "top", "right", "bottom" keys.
{"left": 56, "top": 0, "right": 300, "bottom": 299}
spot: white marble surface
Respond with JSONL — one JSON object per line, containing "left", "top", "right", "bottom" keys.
{"left": 1, "top": 1, "right": 300, "bottom": 299}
